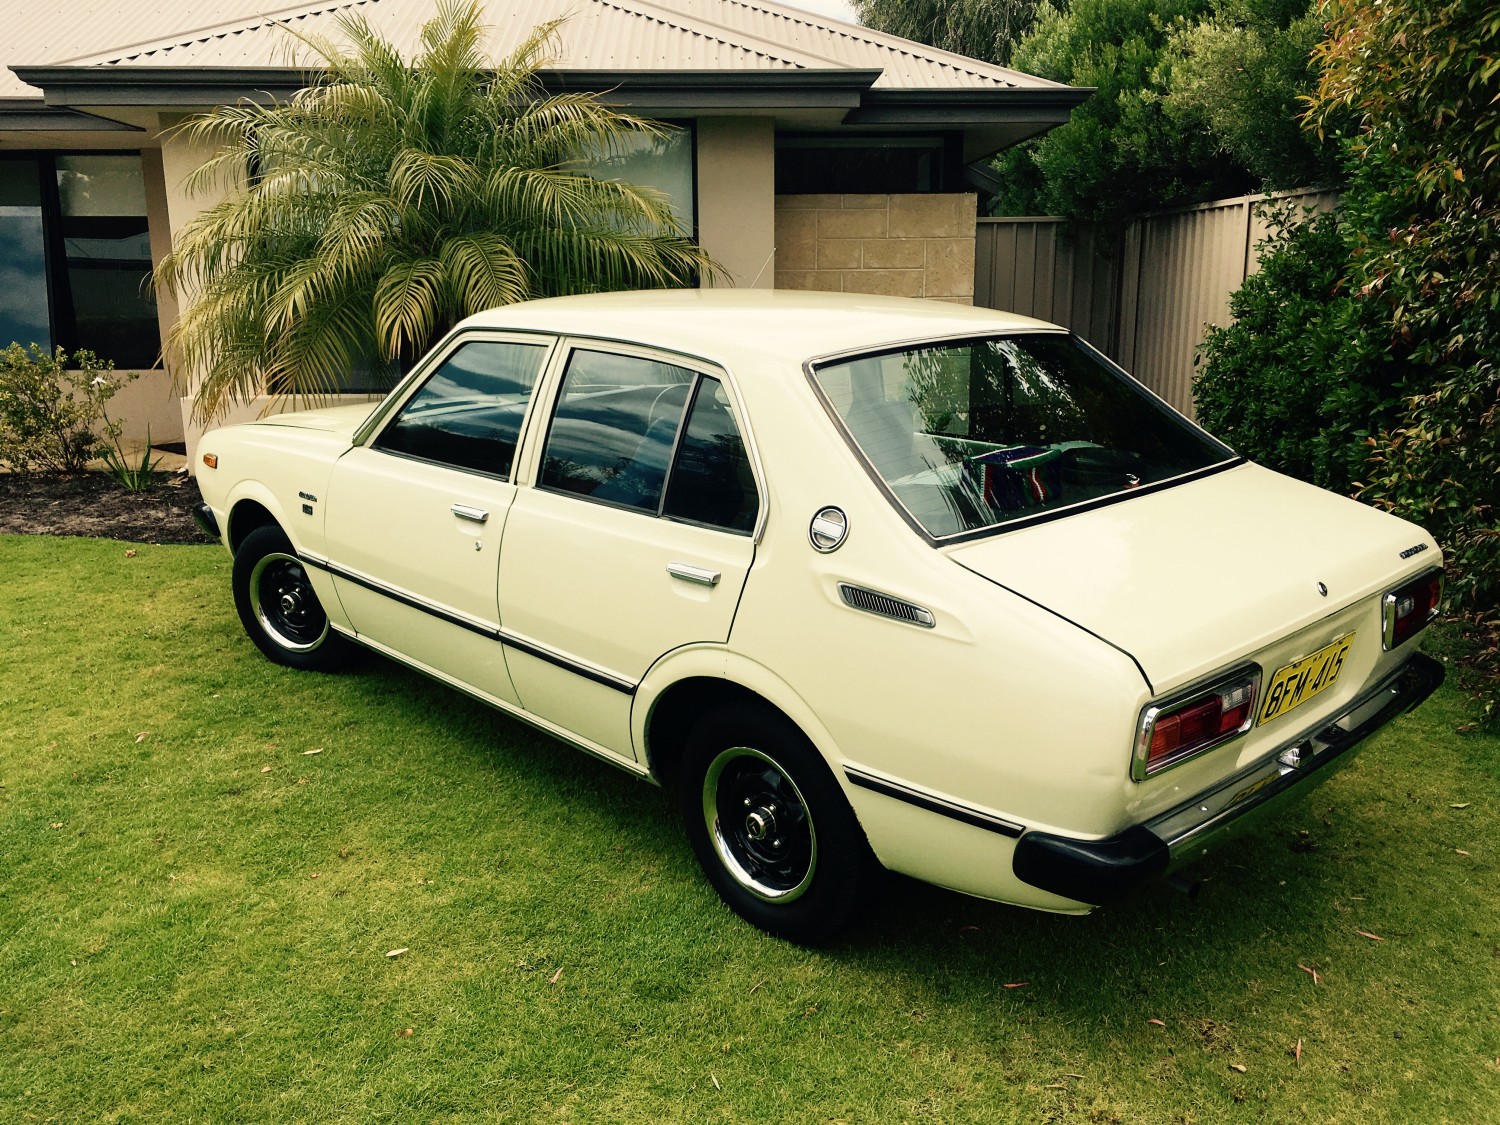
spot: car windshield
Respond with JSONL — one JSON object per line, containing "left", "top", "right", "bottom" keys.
{"left": 810, "top": 334, "right": 1236, "bottom": 539}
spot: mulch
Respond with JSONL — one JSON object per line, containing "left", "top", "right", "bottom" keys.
{"left": 0, "top": 472, "right": 216, "bottom": 545}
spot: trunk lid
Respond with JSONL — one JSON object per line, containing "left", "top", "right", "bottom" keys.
{"left": 946, "top": 463, "right": 1433, "bottom": 690}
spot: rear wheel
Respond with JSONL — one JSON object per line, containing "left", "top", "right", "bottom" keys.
{"left": 232, "top": 525, "right": 350, "bottom": 671}
{"left": 679, "top": 702, "right": 879, "bottom": 944}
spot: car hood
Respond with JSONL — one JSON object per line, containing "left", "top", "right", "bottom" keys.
{"left": 945, "top": 463, "right": 1432, "bottom": 691}
{"left": 249, "top": 402, "right": 379, "bottom": 438}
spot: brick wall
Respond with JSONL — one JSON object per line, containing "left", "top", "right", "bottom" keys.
{"left": 773, "top": 193, "right": 978, "bottom": 304}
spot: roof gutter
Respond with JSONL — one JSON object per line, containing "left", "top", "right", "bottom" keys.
{"left": 9, "top": 65, "right": 886, "bottom": 111}
{"left": 0, "top": 96, "right": 141, "bottom": 131}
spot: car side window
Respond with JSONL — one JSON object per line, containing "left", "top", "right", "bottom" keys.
{"left": 540, "top": 350, "right": 757, "bottom": 532}
{"left": 662, "top": 377, "right": 757, "bottom": 533}
{"left": 539, "top": 349, "right": 695, "bottom": 513}
{"left": 374, "top": 340, "right": 546, "bottom": 478}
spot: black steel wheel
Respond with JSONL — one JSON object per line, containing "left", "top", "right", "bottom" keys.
{"left": 679, "top": 702, "right": 878, "bottom": 944}
{"left": 232, "top": 525, "right": 350, "bottom": 671}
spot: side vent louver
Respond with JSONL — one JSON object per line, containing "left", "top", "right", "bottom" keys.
{"left": 838, "top": 584, "right": 936, "bottom": 628}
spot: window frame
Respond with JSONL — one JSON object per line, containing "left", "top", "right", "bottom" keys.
{"left": 528, "top": 338, "right": 763, "bottom": 537}
{"left": 359, "top": 328, "right": 559, "bottom": 482}
{"left": 0, "top": 150, "right": 161, "bottom": 368}
{"left": 804, "top": 330, "right": 1244, "bottom": 546}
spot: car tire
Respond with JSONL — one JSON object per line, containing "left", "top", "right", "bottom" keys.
{"left": 232, "top": 525, "right": 351, "bottom": 672}
{"left": 679, "top": 702, "right": 879, "bottom": 944}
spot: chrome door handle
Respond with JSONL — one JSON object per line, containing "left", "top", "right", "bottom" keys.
{"left": 667, "top": 562, "right": 721, "bottom": 587}
{"left": 451, "top": 504, "right": 489, "bottom": 524}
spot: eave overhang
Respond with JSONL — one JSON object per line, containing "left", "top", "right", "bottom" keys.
{"left": 10, "top": 64, "right": 1092, "bottom": 135}
{"left": 11, "top": 65, "right": 886, "bottom": 111}
{"left": 0, "top": 96, "right": 141, "bottom": 131}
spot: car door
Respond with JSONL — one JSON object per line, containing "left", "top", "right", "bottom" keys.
{"left": 497, "top": 343, "right": 761, "bottom": 759}
{"left": 323, "top": 334, "right": 553, "bottom": 706}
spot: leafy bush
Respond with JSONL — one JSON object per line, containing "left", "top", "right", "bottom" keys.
{"left": 0, "top": 344, "right": 130, "bottom": 473}
{"left": 1192, "top": 207, "right": 1406, "bottom": 494}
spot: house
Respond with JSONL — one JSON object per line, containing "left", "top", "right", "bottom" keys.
{"left": 1, "top": 0, "right": 1088, "bottom": 453}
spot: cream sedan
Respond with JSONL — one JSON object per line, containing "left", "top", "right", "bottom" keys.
{"left": 193, "top": 291, "right": 1444, "bottom": 943}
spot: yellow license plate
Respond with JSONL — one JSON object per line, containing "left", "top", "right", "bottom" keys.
{"left": 1257, "top": 632, "right": 1355, "bottom": 725}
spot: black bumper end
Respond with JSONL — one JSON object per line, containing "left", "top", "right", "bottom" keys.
{"left": 191, "top": 503, "right": 220, "bottom": 541}
{"left": 1013, "top": 825, "right": 1169, "bottom": 907}
{"left": 1012, "top": 652, "right": 1445, "bottom": 907}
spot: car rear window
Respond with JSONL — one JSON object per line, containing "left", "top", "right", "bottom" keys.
{"left": 810, "top": 334, "right": 1236, "bottom": 539}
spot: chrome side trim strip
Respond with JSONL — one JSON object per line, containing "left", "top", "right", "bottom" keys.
{"left": 307, "top": 555, "right": 637, "bottom": 695}
{"left": 497, "top": 631, "right": 636, "bottom": 695}
{"left": 845, "top": 766, "right": 1024, "bottom": 838}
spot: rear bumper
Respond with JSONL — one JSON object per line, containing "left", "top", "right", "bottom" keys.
{"left": 1012, "top": 652, "right": 1445, "bottom": 906}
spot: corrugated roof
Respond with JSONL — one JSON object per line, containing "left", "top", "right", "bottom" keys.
{"left": 25, "top": 0, "right": 1065, "bottom": 93}
{"left": 0, "top": 1, "right": 347, "bottom": 97}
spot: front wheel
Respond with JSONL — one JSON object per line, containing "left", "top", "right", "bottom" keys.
{"left": 679, "top": 702, "right": 879, "bottom": 944}
{"left": 232, "top": 525, "right": 351, "bottom": 672}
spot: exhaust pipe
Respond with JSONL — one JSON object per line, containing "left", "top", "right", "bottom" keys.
{"left": 1162, "top": 873, "right": 1202, "bottom": 899}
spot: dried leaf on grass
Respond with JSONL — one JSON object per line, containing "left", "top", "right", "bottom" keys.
{"left": 548, "top": 967, "right": 563, "bottom": 984}
{"left": 386, "top": 947, "right": 408, "bottom": 959}
{"left": 260, "top": 765, "right": 272, "bottom": 773}
{"left": 1004, "top": 982, "right": 1028, "bottom": 989}
{"left": 303, "top": 748, "right": 324, "bottom": 756}
{"left": 1456, "top": 849, "right": 1471, "bottom": 856}
{"left": 397, "top": 1028, "right": 413, "bottom": 1038}
{"left": 1147, "top": 1018, "right": 1166, "bottom": 1027}
{"left": 134, "top": 732, "right": 148, "bottom": 743}
{"left": 1297, "top": 963, "right": 1322, "bottom": 985}
{"left": 1229, "top": 1063, "right": 1247, "bottom": 1073}
{"left": 124, "top": 549, "right": 137, "bottom": 558}
{"left": 1355, "top": 930, "right": 1385, "bottom": 941}
{"left": 1450, "top": 802, "right": 1471, "bottom": 809}
{"left": 1293, "top": 1038, "right": 1303, "bottom": 1064}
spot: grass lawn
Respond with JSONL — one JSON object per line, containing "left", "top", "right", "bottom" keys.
{"left": 2, "top": 534, "right": 1497, "bottom": 1123}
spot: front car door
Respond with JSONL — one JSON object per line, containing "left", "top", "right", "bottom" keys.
{"left": 324, "top": 334, "right": 553, "bottom": 706}
{"left": 497, "top": 343, "right": 761, "bottom": 759}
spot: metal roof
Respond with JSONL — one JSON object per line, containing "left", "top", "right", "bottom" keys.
{"left": 12, "top": 0, "right": 1069, "bottom": 95}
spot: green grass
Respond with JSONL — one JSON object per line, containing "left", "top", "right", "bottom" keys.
{"left": 2, "top": 534, "right": 1497, "bottom": 1123}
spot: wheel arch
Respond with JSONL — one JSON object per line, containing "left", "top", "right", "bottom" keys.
{"left": 635, "top": 651, "right": 849, "bottom": 792}
{"left": 225, "top": 484, "right": 293, "bottom": 557}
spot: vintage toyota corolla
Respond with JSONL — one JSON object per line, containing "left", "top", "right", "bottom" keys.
{"left": 193, "top": 290, "right": 1444, "bottom": 942}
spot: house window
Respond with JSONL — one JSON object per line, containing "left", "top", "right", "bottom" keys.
{"left": 775, "top": 134, "right": 959, "bottom": 195}
{"left": 578, "top": 123, "right": 696, "bottom": 235}
{"left": 0, "top": 154, "right": 160, "bottom": 369}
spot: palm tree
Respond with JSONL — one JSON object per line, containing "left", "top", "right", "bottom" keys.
{"left": 156, "top": 1, "right": 720, "bottom": 420}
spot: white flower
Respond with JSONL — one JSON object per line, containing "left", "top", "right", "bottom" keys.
{"left": 91, "top": 375, "right": 109, "bottom": 387}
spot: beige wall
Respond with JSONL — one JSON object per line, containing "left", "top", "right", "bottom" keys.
{"left": 774, "top": 194, "right": 978, "bottom": 304}
{"left": 695, "top": 118, "right": 776, "bottom": 288}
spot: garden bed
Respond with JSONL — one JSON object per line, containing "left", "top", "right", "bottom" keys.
{"left": 0, "top": 471, "right": 213, "bottom": 544}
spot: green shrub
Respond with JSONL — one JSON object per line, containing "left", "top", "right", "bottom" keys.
{"left": 0, "top": 344, "right": 131, "bottom": 473}
{"left": 1192, "top": 207, "right": 1404, "bottom": 494}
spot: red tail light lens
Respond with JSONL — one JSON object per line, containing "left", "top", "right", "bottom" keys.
{"left": 1135, "top": 667, "right": 1260, "bottom": 780}
{"left": 1382, "top": 568, "right": 1442, "bottom": 650}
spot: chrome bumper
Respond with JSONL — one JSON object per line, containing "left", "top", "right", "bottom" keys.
{"left": 1011, "top": 652, "right": 1445, "bottom": 906}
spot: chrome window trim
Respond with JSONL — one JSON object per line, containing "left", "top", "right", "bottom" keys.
{"left": 803, "top": 331, "right": 1242, "bottom": 547}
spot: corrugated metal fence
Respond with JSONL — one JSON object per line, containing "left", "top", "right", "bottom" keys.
{"left": 974, "top": 189, "right": 1338, "bottom": 415}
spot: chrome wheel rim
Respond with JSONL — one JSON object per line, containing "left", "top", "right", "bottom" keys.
{"left": 249, "top": 552, "right": 328, "bottom": 652}
{"left": 702, "top": 746, "right": 817, "bottom": 903}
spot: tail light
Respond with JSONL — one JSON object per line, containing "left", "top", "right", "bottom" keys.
{"left": 1134, "top": 665, "right": 1261, "bottom": 780}
{"left": 1382, "top": 567, "right": 1442, "bottom": 650}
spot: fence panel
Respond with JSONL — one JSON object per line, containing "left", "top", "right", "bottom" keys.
{"left": 974, "top": 189, "right": 1338, "bottom": 417}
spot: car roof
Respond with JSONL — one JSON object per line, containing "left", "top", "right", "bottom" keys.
{"left": 454, "top": 290, "right": 1063, "bottom": 366}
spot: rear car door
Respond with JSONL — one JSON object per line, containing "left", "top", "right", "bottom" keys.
{"left": 497, "top": 343, "right": 760, "bottom": 759}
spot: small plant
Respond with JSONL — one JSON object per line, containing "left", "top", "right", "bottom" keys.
{"left": 98, "top": 421, "right": 162, "bottom": 493}
{"left": 0, "top": 343, "right": 135, "bottom": 473}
